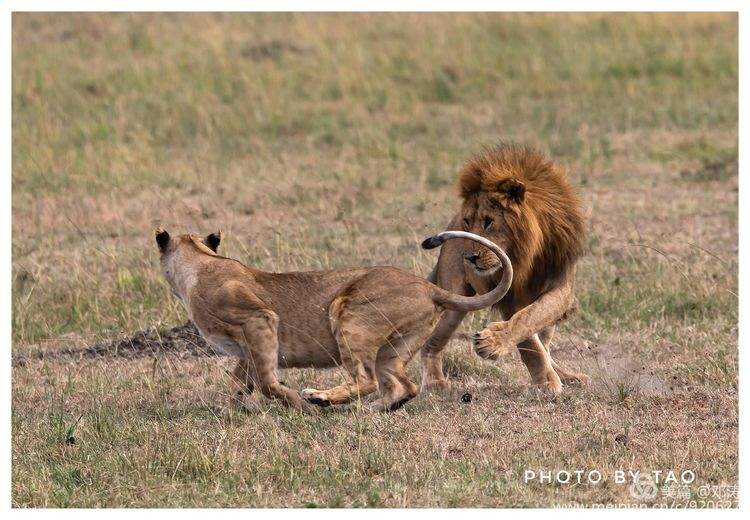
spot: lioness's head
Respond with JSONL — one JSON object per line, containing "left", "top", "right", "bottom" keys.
{"left": 456, "top": 144, "right": 585, "bottom": 293}
{"left": 154, "top": 227, "right": 223, "bottom": 296}
{"left": 155, "top": 227, "right": 222, "bottom": 257}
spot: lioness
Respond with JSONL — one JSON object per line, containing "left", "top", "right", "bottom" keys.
{"left": 155, "top": 228, "right": 512, "bottom": 412}
{"left": 421, "top": 144, "right": 589, "bottom": 394}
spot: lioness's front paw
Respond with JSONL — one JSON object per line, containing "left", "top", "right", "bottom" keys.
{"left": 301, "top": 388, "right": 332, "bottom": 408}
{"left": 472, "top": 322, "right": 516, "bottom": 360}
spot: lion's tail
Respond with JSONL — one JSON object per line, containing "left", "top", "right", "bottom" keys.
{"left": 421, "top": 231, "right": 513, "bottom": 312}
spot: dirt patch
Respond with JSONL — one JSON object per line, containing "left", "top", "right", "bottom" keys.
{"left": 13, "top": 322, "right": 221, "bottom": 366}
{"left": 555, "top": 335, "right": 677, "bottom": 398}
{"left": 587, "top": 343, "right": 674, "bottom": 397}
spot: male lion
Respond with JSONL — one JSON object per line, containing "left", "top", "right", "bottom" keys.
{"left": 155, "top": 228, "right": 512, "bottom": 412}
{"left": 420, "top": 144, "right": 589, "bottom": 394}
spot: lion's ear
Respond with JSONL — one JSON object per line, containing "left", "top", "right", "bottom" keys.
{"left": 496, "top": 179, "right": 526, "bottom": 204}
{"left": 205, "top": 231, "right": 222, "bottom": 252}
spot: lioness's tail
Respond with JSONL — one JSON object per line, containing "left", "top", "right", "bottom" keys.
{"left": 421, "top": 231, "right": 513, "bottom": 312}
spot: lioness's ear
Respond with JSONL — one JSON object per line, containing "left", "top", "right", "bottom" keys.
{"left": 155, "top": 227, "right": 170, "bottom": 252}
{"left": 496, "top": 179, "right": 526, "bottom": 204}
{"left": 205, "top": 231, "right": 222, "bottom": 252}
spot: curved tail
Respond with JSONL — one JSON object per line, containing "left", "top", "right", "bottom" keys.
{"left": 421, "top": 231, "right": 513, "bottom": 312}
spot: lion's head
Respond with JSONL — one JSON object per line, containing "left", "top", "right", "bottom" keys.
{"left": 456, "top": 144, "right": 585, "bottom": 304}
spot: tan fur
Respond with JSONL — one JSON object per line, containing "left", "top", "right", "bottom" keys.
{"left": 155, "top": 229, "right": 512, "bottom": 412}
{"left": 421, "top": 144, "right": 590, "bottom": 393}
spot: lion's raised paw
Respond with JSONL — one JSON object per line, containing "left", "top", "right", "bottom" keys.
{"left": 472, "top": 331, "right": 502, "bottom": 360}
{"left": 472, "top": 326, "right": 516, "bottom": 360}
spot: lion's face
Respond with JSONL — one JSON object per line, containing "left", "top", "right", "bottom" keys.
{"left": 453, "top": 145, "right": 585, "bottom": 300}
{"left": 458, "top": 192, "right": 516, "bottom": 273}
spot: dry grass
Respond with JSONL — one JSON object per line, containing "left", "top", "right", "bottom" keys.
{"left": 11, "top": 13, "right": 737, "bottom": 507}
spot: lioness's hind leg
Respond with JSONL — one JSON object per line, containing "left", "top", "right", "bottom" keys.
{"left": 369, "top": 331, "right": 427, "bottom": 412}
{"left": 300, "top": 363, "right": 378, "bottom": 407}
{"left": 369, "top": 351, "right": 419, "bottom": 412}
{"left": 301, "top": 299, "right": 379, "bottom": 407}
{"left": 300, "top": 352, "right": 378, "bottom": 407}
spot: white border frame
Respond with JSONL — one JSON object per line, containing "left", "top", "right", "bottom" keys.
{"left": 3, "top": 1, "right": 745, "bottom": 516}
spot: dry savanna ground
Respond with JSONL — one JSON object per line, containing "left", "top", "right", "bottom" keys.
{"left": 11, "top": 13, "right": 737, "bottom": 507}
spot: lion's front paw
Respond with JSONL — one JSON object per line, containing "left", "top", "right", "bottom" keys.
{"left": 421, "top": 378, "right": 451, "bottom": 393}
{"left": 366, "top": 399, "right": 388, "bottom": 412}
{"left": 472, "top": 322, "right": 516, "bottom": 360}
{"left": 559, "top": 371, "right": 591, "bottom": 387}
{"left": 300, "top": 388, "right": 332, "bottom": 408}
{"left": 472, "top": 331, "right": 502, "bottom": 360}
{"left": 420, "top": 357, "right": 450, "bottom": 393}
{"left": 535, "top": 369, "right": 563, "bottom": 394}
